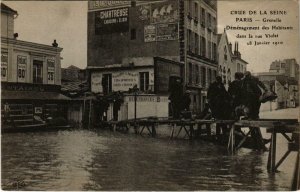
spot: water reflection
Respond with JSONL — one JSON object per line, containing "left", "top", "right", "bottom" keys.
{"left": 1, "top": 129, "right": 294, "bottom": 191}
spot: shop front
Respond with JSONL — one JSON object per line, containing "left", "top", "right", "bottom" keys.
{"left": 1, "top": 82, "right": 71, "bottom": 129}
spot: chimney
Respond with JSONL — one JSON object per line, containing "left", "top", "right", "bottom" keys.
{"left": 229, "top": 42, "right": 232, "bottom": 52}
{"left": 234, "top": 42, "right": 237, "bottom": 56}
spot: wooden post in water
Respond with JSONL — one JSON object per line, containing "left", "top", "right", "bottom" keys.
{"left": 227, "top": 125, "right": 235, "bottom": 153}
{"left": 189, "top": 124, "right": 194, "bottom": 140}
{"left": 88, "top": 99, "right": 92, "bottom": 129}
{"left": 151, "top": 123, "right": 156, "bottom": 137}
{"left": 291, "top": 151, "right": 300, "bottom": 190}
{"left": 206, "top": 123, "right": 211, "bottom": 136}
{"left": 267, "top": 130, "right": 277, "bottom": 172}
{"left": 170, "top": 123, "right": 176, "bottom": 139}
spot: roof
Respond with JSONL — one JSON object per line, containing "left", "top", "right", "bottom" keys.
{"left": 87, "top": 64, "right": 154, "bottom": 71}
{"left": 61, "top": 81, "right": 88, "bottom": 92}
{"left": 67, "top": 65, "right": 81, "bottom": 70}
{"left": 1, "top": 3, "right": 17, "bottom": 15}
{"left": 232, "top": 56, "right": 248, "bottom": 64}
{"left": 256, "top": 72, "right": 285, "bottom": 76}
{"left": 1, "top": 37, "right": 63, "bottom": 52}
{"left": 2, "top": 91, "right": 71, "bottom": 100}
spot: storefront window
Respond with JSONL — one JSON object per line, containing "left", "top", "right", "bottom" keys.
{"left": 33, "top": 60, "right": 43, "bottom": 84}
{"left": 47, "top": 59, "right": 55, "bottom": 84}
{"left": 102, "top": 74, "right": 112, "bottom": 94}
{"left": 139, "top": 72, "right": 149, "bottom": 92}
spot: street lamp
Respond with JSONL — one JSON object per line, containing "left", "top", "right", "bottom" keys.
{"left": 132, "top": 84, "right": 139, "bottom": 122}
{"left": 132, "top": 84, "right": 139, "bottom": 134}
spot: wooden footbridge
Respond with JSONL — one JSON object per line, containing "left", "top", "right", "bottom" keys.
{"left": 104, "top": 117, "right": 300, "bottom": 190}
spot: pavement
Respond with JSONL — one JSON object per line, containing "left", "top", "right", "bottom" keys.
{"left": 260, "top": 107, "right": 300, "bottom": 120}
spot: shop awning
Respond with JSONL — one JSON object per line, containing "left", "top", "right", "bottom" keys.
{"left": 1, "top": 91, "right": 71, "bottom": 100}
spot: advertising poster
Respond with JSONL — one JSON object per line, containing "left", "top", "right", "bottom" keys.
{"left": 150, "top": 0, "right": 179, "bottom": 24}
{"left": 112, "top": 71, "right": 139, "bottom": 91}
{"left": 156, "top": 23, "right": 178, "bottom": 41}
{"left": 1, "top": 53, "right": 8, "bottom": 81}
{"left": 144, "top": 25, "right": 156, "bottom": 42}
{"left": 138, "top": 4, "right": 150, "bottom": 21}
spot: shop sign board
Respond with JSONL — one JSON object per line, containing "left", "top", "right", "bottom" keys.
{"left": 89, "top": 1, "right": 131, "bottom": 11}
{"left": 112, "top": 71, "right": 139, "bottom": 92}
{"left": 91, "top": 72, "right": 102, "bottom": 93}
{"left": 95, "top": 7, "right": 129, "bottom": 35}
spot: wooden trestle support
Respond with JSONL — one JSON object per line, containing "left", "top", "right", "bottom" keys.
{"left": 107, "top": 118, "right": 299, "bottom": 189}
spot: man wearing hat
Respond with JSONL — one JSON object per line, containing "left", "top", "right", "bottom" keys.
{"left": 228, "top": 72, "right": 244, "bottom": 119}
{"left": 241, "top": 71, "right": 268, "bottom": 119}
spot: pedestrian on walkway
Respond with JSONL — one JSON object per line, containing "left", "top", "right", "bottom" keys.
{"left": 228, "top": 72, "right": 244, "bottom": 119}
{"left": 241, "top": 71, "right": 268, "bottom": 119}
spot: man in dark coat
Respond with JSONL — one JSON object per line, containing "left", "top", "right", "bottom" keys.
{"left": 228, "top": 72, "right": 244, "bottom": 119}
{"left": 207, "top": 76, "right": 231, "bottom": 119}
{"left": 182, "top": 90, "right": 191, "bottom": 111}
{"left": 169, "top": 78, "right": 183, "bottom": 119}
{"left": 241, "top": 71, "right": 268, "bottom": 119}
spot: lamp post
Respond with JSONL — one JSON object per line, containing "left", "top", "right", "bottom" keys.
{"left": 132, "top": 84, "right": 139, "bottom": 121}
{"left": 132, "top": 85, "right": 139, "bottom": 134}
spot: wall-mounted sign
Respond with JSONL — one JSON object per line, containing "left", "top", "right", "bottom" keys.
{"left": 144, "top": 25, "right": 156, "bottom": 42}
{"left": 91, "top": 73, "right": 102, "bottom": 93}
{"left": 156, "top": 23, "right": 178, "bottom": 41}
{"left": 95, "top": 7, "right": 129, "bottom": 35}
{"left": 1, "top": 53, "right": 8, "bottom": 82}
{"left": 47, "top": 59, "right": 55, "bottom": 68}
{"left": 1, "top": 82, "right": 60, "bottom": 92}
{"left": 89, "top": 1, "right": 131, "bottom": 11}
{"left": 112, "top": 71, "right": 138, "bottom": 91}
{"left": 151, "top": 1, "right": 178, "bottom": 24}
{"left": 17, "top": 55, "right": 27, "bottom": 82}
{"left": 179, "top": 0, "right": 185, "bottom": 62}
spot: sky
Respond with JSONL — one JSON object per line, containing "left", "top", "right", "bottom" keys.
{"left": 2, "top": 0, "right": 300, "bottom": 72}
{"left": 3, "top": 1, "right": 88, "bottom": 69}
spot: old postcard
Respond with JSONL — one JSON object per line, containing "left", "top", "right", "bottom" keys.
{"left": 1, "top": 0, "right": 299, "bottom": 191}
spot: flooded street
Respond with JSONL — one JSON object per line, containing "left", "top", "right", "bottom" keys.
{"left": 1, "top": 118, "right": 297, "bottom": 191}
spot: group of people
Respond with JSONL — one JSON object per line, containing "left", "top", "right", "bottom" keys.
{"left": 207, "top": 71, "right": 268, "bottom": 120}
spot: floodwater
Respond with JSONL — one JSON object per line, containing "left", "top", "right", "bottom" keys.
{"left": 1, "top": 126, "right": 297, "bottom": 191}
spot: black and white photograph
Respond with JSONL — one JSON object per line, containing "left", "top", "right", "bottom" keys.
{"left": 1, "top": 0, "right": 300, "bottom": 190}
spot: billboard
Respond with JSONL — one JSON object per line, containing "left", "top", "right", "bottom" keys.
{"left": 156, "top": 23, "right": 178, "bottom": 41}
{"left": 95, "top": 7, "right": 129, "bottom": 35}
{"left": 151, "top": 1, "right": 178, "bottom": 24}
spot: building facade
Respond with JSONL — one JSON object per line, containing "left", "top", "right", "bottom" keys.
{"left": 217, "top": 31, "right": 248, "bottom": 89}
{"left": 1, "top": 3, "right": 69, "bottom": 128}
{"left": 87, "top": 0, "right": 218, "bottom": 114}
{"left": 257, "top": 72, "right": 299, "bottom": 111}
{"left": 269, "top": 58, "right": 299, "bottom": 80}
